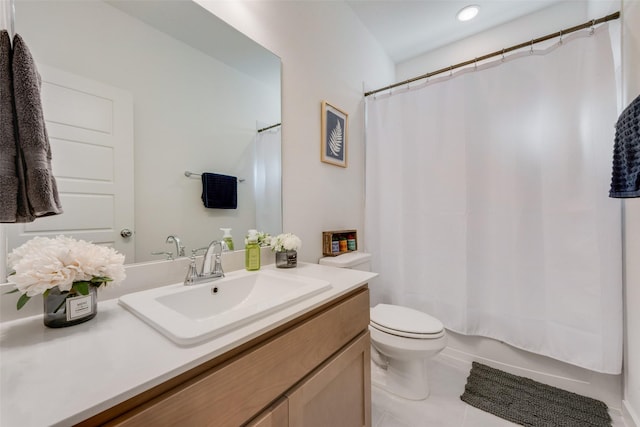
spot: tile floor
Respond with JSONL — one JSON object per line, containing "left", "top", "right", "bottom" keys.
{"left": 371, "top": 355, "right": 627, "bottom": 427}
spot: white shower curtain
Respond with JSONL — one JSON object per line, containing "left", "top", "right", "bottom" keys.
{"left": 254, "top": 126, "right": 282, "bottom": 236}
{"left": 365, "top": 26, "right": 622, "bottom": 374}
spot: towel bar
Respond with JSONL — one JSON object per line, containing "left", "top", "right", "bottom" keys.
{"left": 184, "top": 171, "right": 245, "bottom": 183}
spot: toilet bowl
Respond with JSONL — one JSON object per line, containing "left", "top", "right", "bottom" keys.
{"left": 369, "top": 303, "right": 446, "bottom": 400}
{"left": 318, "top": 252, "right": 447, "bottom": 400}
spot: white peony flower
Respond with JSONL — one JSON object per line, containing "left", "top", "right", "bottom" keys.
{"left": 270, "top": 233, "right": 302, "bottom": 252}
{"left": 7, "top": 235, "right": 126, "bottom": 308}
{"left": 244, "top": 231, "right": 272, "bottom": 247}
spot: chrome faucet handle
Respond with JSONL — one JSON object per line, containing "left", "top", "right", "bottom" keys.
{"left": 184, "top": 252, "right": 200, "bottom": 286}
{"left": 166, "top": 235, "right": 185, "bottom": 257}
{"left": 202, "top": 240, "right": 224, "bottom": 276}
{"left": 212, "top": 250, "right": 225, "bottom": 278}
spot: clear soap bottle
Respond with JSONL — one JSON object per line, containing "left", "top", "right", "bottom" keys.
{"left": 245, "top": 229, "right": 261, "bottom": 271}
{"left": 220, "top": 228, "right": 234, "bottom": 251}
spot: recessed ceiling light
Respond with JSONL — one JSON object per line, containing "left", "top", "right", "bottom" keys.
{"left": 457, "top": 5, "right": 480, "bottom": 22}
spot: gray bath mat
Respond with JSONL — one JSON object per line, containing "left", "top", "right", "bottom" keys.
{"left": 460, "top": 361, "right": 612, "bottom": 427}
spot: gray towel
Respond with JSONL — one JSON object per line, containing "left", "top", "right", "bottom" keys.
{"left": 0, "top": 30, "right": 19, "bottom": 222}
{"left": 12, "top": 33, "right": 62, "bottom": 219}
{"left": 609, "top": 94, "right": 640, "bottom": 198}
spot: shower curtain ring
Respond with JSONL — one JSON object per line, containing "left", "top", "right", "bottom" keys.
{"left": 559, "top": 30, "right": 563, "bottom": 45}
{"left": 501, "top": 48, "right": 506, "bottom": 62}
{"left": 474, "top": 58, "right": 478, "bottom": 71}
{"left": 449, "top": 66, "right": 453, "bottom": 76}
{"left": 590, "top": 19, "right": 596, "bottom": 35}
{"left": 530, "top": 39, "right": 534, "bottom": 54}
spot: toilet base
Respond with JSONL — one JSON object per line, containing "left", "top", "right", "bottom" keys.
{"left": 370, "top": 357, "right": 430, "bottom": 400}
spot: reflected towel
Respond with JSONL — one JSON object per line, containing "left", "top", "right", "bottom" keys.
{"left": 610, "top": 94, "right": 640, "bottom": 198}
{"left": 12, "top": 33, "right": 62, "bottom": 219}
{"left": 201, "top": 172, "right": 237, "bottom": 209}
{"left": 0, "top": 30, "right": 19, "bottom": 222}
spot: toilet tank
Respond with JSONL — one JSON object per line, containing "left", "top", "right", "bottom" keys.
{"left": 319, "top": 252, "right": 372, "bottom": 271}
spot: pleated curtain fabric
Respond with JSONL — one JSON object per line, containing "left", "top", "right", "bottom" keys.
{"left": 365, "top": 26, "right": 622, "bottom": 374}
{"left": 254, "top": 127, "right": 282, "bottom": 234}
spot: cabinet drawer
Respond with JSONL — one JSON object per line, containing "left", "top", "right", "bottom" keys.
{"left": 107, "top": 287, "right": 370, "bottom": 427}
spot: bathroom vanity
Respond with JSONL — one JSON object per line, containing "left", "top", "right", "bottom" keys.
{"left": 0, "top": 263, "right": 375, "bottom": 427}
{"left": 83, "top": 287, "right": 370, "bottom": 426}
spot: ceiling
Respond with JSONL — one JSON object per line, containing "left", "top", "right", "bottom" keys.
{"left": 107, "top": 0, "right": 281, "bottom": 88}
{"left": 345, "top": 0, "right": 561, "bottom": 63}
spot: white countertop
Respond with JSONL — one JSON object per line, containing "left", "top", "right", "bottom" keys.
{"left": 0, "top": 263, "right": 376, "bottom": 427}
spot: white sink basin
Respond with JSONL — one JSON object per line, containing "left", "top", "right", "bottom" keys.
{"left": 118, "top": 269, "right": 332, "bottom": 345}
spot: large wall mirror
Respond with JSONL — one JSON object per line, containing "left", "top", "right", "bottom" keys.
{"left": 5, "top": 0, "right": 282, "bottom": 266}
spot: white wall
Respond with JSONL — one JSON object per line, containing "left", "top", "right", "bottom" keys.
{"left": 397, "top": 2, "right": 589, "bottom": 81}
{"left": 12, "top": 0, "right": 280, "bottom": 263}
{"left": 197, "top": 0, "right": 395, "bottom": 263}
{"left": 622, "top": 0, "right": 640, "bottom": 424}
{"left": 393, "top": 0, "right": 627, "bottom": 411}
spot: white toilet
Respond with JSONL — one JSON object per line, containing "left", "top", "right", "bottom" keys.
{"left": 319, "top": 252, "right": 447, "bottom": 400}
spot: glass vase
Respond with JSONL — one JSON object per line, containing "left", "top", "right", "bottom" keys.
{"left": 275, "top": 250, "right": 297, "bottom": 268}
{"left": 43, "top": 285, "right": 98, "bottom": 328}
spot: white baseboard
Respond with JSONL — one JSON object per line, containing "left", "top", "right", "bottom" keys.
{"left": 623, "top": 400, "right": 640, "bottom": 427}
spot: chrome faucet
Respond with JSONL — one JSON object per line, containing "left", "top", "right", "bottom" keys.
{"left": 166, "top": 235, "right": 185, "bottom": 257}
{"left": 202, "top": 240, "right": 224, "bottom": 277}
{"left": 184, "top": 240, "right": 225, "bottom": 286}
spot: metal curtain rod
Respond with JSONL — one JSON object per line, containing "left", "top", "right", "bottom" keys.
{"left": 364, "top": 11, "right": 620, "bottom": 97}
{"left": 257, "top": 123, "right": 281, "bottom": 133}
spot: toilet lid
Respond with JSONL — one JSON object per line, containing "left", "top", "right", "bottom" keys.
{"left": 370, "top": 304, "right": 444, "bottom": 338}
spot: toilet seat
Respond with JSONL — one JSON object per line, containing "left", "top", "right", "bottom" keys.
{"left": 370, "top": 304, "right": 444, "bottom": 339}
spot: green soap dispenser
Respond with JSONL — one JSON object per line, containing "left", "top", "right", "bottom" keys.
{"left": 245, "top": 229, "right": 260, "bottom": 271}
{"left": 220, "top": 228, "right": 234, "bottom": 251}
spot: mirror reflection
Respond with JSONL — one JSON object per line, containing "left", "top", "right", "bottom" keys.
{"left": 6, "top": 0, "right": 282, "bottom": 264}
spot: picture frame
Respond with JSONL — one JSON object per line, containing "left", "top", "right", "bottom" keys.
{"left": 321, "top": 101, "right": 348, "bottom": 167}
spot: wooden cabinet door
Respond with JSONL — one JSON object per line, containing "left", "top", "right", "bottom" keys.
{"left": 286, "top": 332, "right": 371, "bottom": 427}
{"left": 245, "top": 398, "right": 288, "bottom": 427}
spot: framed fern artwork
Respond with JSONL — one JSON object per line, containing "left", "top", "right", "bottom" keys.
{"left": 321, "top": 101, "right": 348, "bottom": 167}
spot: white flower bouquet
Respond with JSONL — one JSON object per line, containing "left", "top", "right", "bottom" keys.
{"left": 244, "top": 231, "right": 272, "bottom": 247}
{"left": 6, "top": 235, "right": 126, "bottom": 310}
{"left": 270, "top": 233, "right": 302, "bottom": 252}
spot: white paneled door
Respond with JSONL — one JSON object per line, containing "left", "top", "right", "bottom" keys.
{"left": 6, "top": 65, "right": 135, "bottom": 262}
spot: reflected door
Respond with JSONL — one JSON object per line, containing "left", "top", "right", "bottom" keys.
{"left": 6, "top": 64, "right": 135, "bottom": 262}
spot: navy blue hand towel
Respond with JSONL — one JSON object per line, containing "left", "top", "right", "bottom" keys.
{"left": 609, "top": 94, "right": 640, "bottom": 198}
{"left": 201, "top": 172, "right": 237, "bottom": 209}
